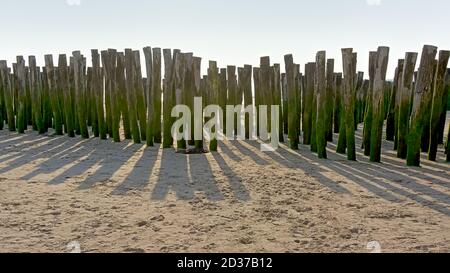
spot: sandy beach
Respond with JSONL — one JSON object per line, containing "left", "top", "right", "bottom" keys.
{"left": 0, "top": 115, "right": 449, "bottom": 253}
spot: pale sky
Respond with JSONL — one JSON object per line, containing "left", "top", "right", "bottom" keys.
{"left": 1, "top": 0, "right": 449, "bottom": 77}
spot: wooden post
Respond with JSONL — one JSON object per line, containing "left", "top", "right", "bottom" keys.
{"left": 228, "top": 66, "right": 238, "bottom": 136}
{"left": 407, "top": 45, "right": 438, "bottom": 166}
{"left": 273, "top": 64, "right": 284, "bottom": 142}
{"left": 325, "top": 59, "right": 334, "bottom": 141}
{"left": 87, "top": 65, "right": 99, "bottom": 137}
{"left": 16, "top": 56, "right": 27, "bottom": 133}
{"left": 219, "top": 68, "right": 227, "bottom": 137}
{"left": 370, "top": 46, "right": 390, "bottom": 163}
{"left": 57, "top": 54, "right": 75, "bottom": 137}
{"left": 184, "top": 53, "right": 195, "bottom": 146}
{"left": 437, "top": 68, "right": 450, "bottom": 144}
{"left": 45, "top": 55, "right": 64, "bottom": 135}
{"left": 72, "top": 51, "right": 89, "bottom": 138}
{"left": 253, "top": 67, "right": 260, "bottom": 137}
{"left": 91, "top": 50, "right": 107, "bottom": 139}
{"left": 125, "top": 49, "right": 141, "bottom": 143}
{"left": 341, "top": 48, "right": 357, "bottom": 160}
{"left": 260, "top": 57, "right": 271, "bottom": 134}
{"left": 243, "top": 65, "right": 252, "bottom": 139}
{"left": 132, "top": 50, "right": 147, "bottom": 141}
{"left": 208, "top": 61, "right": 219, "bottom": 151}
{"left": 116, "top": 52, "right": 131, "bottom": 139}
{"left": 29, "top": 56, "right": 44, "bottom": 134}
{"left": 0, "top": 61, "right": 15, "bottom": 131}
{"left": 173, "top": 51, "right": 186, "bottom": 150}
{"left": 428, "top": 50, "right": 450, "bottom": 161}
{"left": 333, "top": 73, "right": 341, "bottom": 134}
{"left": 284, "top": 54, "right": 299, "bottom": 149}
{"left": 355, "top": 71, "right": 365, "bottom": 126}
{"left": 193, "top": 57, "right": 203, "bottom": 150}
{"left": 162, "top": 49, "right": 173, "bottom": 148}
{"left": 303, "top": 62, "right": 314, "bottom": 145}
{"left": 101, "top": 51, "right": 117, "bottom": 141}
{"left": 281, "top": 72, "right": 288, "bottom": 135}
{"left": 237, "top": 67, "right": 244, "bottom": 133}
{"left": 386, "top": 59, "right": 404, "bottom": 142}
{"left": 362, "top": 51, "right": 377, "bottom": 155}
{"left": 420, "top": 60, "right": 438, "bottom": 152}
{"left": 152, "top": 48, "right": 162, "bottom": 143}
{"left": 0, "top": 62, "right": 5, "bottom": 130}
{"left": 295, "top": 65, "right": 302, "bottom": 138}
{"left": 397, "top": 52, "right": 418, "bottom": 159}
{"left": 315, "top": 51, "right": 327, "bottom": 158}
{"left": 335, "top": 73, "right": 347, "bottom": 155}
{"left": 143, "top": 46, "right": 154, "bottom": 146}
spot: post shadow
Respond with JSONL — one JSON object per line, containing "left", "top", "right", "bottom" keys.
{"left": 211, "top": 151, "right": 250, "bottom": 201}
{"left": 78, "top": 141, "right": 142, "bottom": 189}
{"left": 111, "top": 145, "right": 160, "bottom": 195}
{"left": 228, "top": 140, "right": 268, "bottom": 165}
{"left": 0, "top": 135, "right": 68, "bottom": 175}
{"left": 151, "top": 148, "right": 192, "bottom": 200}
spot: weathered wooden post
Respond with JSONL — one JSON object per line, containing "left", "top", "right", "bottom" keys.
{"left": 45, "top": 55, "right": 64, "bottom": 135}
{"left": 193, "top": 57, "right": 203, "bottom": 150}
{"left": 303, "top": 63, "right": 316, "bottom": 145}
{"left": 162, "top": 49, "right": 173, "bottom": 148}
{"left": 397, "top": 52, "right": 418, "bottom": 159}
{"left": 295, "top": 65, "right": 302, "bottom": 138}
{"left": 284, "top": 54, "right": 299, "bottom": 149}
{"left": 101, "top": 51, "right": 117, "bottom": 141}
{"left": 325, "top": 59, "right": 334, "bottom": 141}
{"left": 87, "top": 65, "right": 98, "bottom": 137}
{"left": 362, "top": 51, "right": 377, "bottom": 155}
{"left": 341, "top": 48, "right": 357, "bottom": 160}
{"left": 243, "top": 65, "right": 252, "bottom": 139}
{"left": 237, "top": 67, "right": 244, "bottom": 134}
{"left": 184, "top": 53, "right": 195, "bottom": 145}
{"left": 355, "top": 71, "right": 364, "bottom": 126}
{"left": 116, "top": 52, "right": 131, "bottom": 139}
{"left": 386, "top": 59, "right": 404, "bottom": 142}
{"left": 132, "top": 50, "right": 147, "bottom": 141}
{"left": 333, "top": 73, "right": 341, "bottom": 134}
{"left": 370, "top": 47, "right": 390, "bottom": 163}
{"left": 173, "top": 51, "right": 186, "bottom": 150}
{"left": 91, "top": 50, "right": 107, "bottom": 139}
{"left": 72, "top": 51, "right": 89, "bottom": 138}
{"left": 335, "top": 73, "right": 347, "bottom": 155}
{"left": 315, "top": 51, "right": 327, "bottom": 158}
{"left": 281, "top": 73, "right": 288, "bottom": 135}
{"left": 437, "top": 68, "right": 450, "bottom": 144}
{"left": 208, "top": 61, "right": 219, "bottom": 151}
{"left": 420, "top": 60, "right": 438, "bottom": 152}
{"left": 308, "top": 63, "right": 318, "bottom": 152}
{"left": 143, "top": 46, "right": 154, "bottom": 146}
{"left": 219, "top": 68, "right": 227, "bottom": 136}
{"left": 16, "top": 56, "right": 27, "bottom": 133}
{"left": 428, "top": 50, "right": 450, "bottom": 161}
{"left": 273, "top": 64, "right": 284, "bottom": 142}
{"left": 407, "top": 45, "right": 438, "bottom": 166}
{"left": 260, "top": 57, "right": 271, "bottom": 134}
{"left": 125, "top": 49, "right": 141, "bottom": 143}
{"left": 152, "top": 48, "right": 162, "bottom": 143}
{"left": 57, "top": 54, "right": 75, "bottom": 137}
{"left": 0, "top": 61, "right": 14, "bottom": 131}
{"left": 28, "top": 56, "right": 43, "bottom": 134}
{"left": 253, "top": 67, "right": 260, "bottom": 136}
{"left": 228, "top": 66, "right": 238, "bottom": 136}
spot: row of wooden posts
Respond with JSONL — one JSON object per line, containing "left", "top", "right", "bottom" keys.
{"left": 0, "top": 45, "right": 449, "bottom": 166}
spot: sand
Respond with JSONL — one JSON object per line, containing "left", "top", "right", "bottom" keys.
{"left": 0, "top": 115, "right": 449, "bottom": 253}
